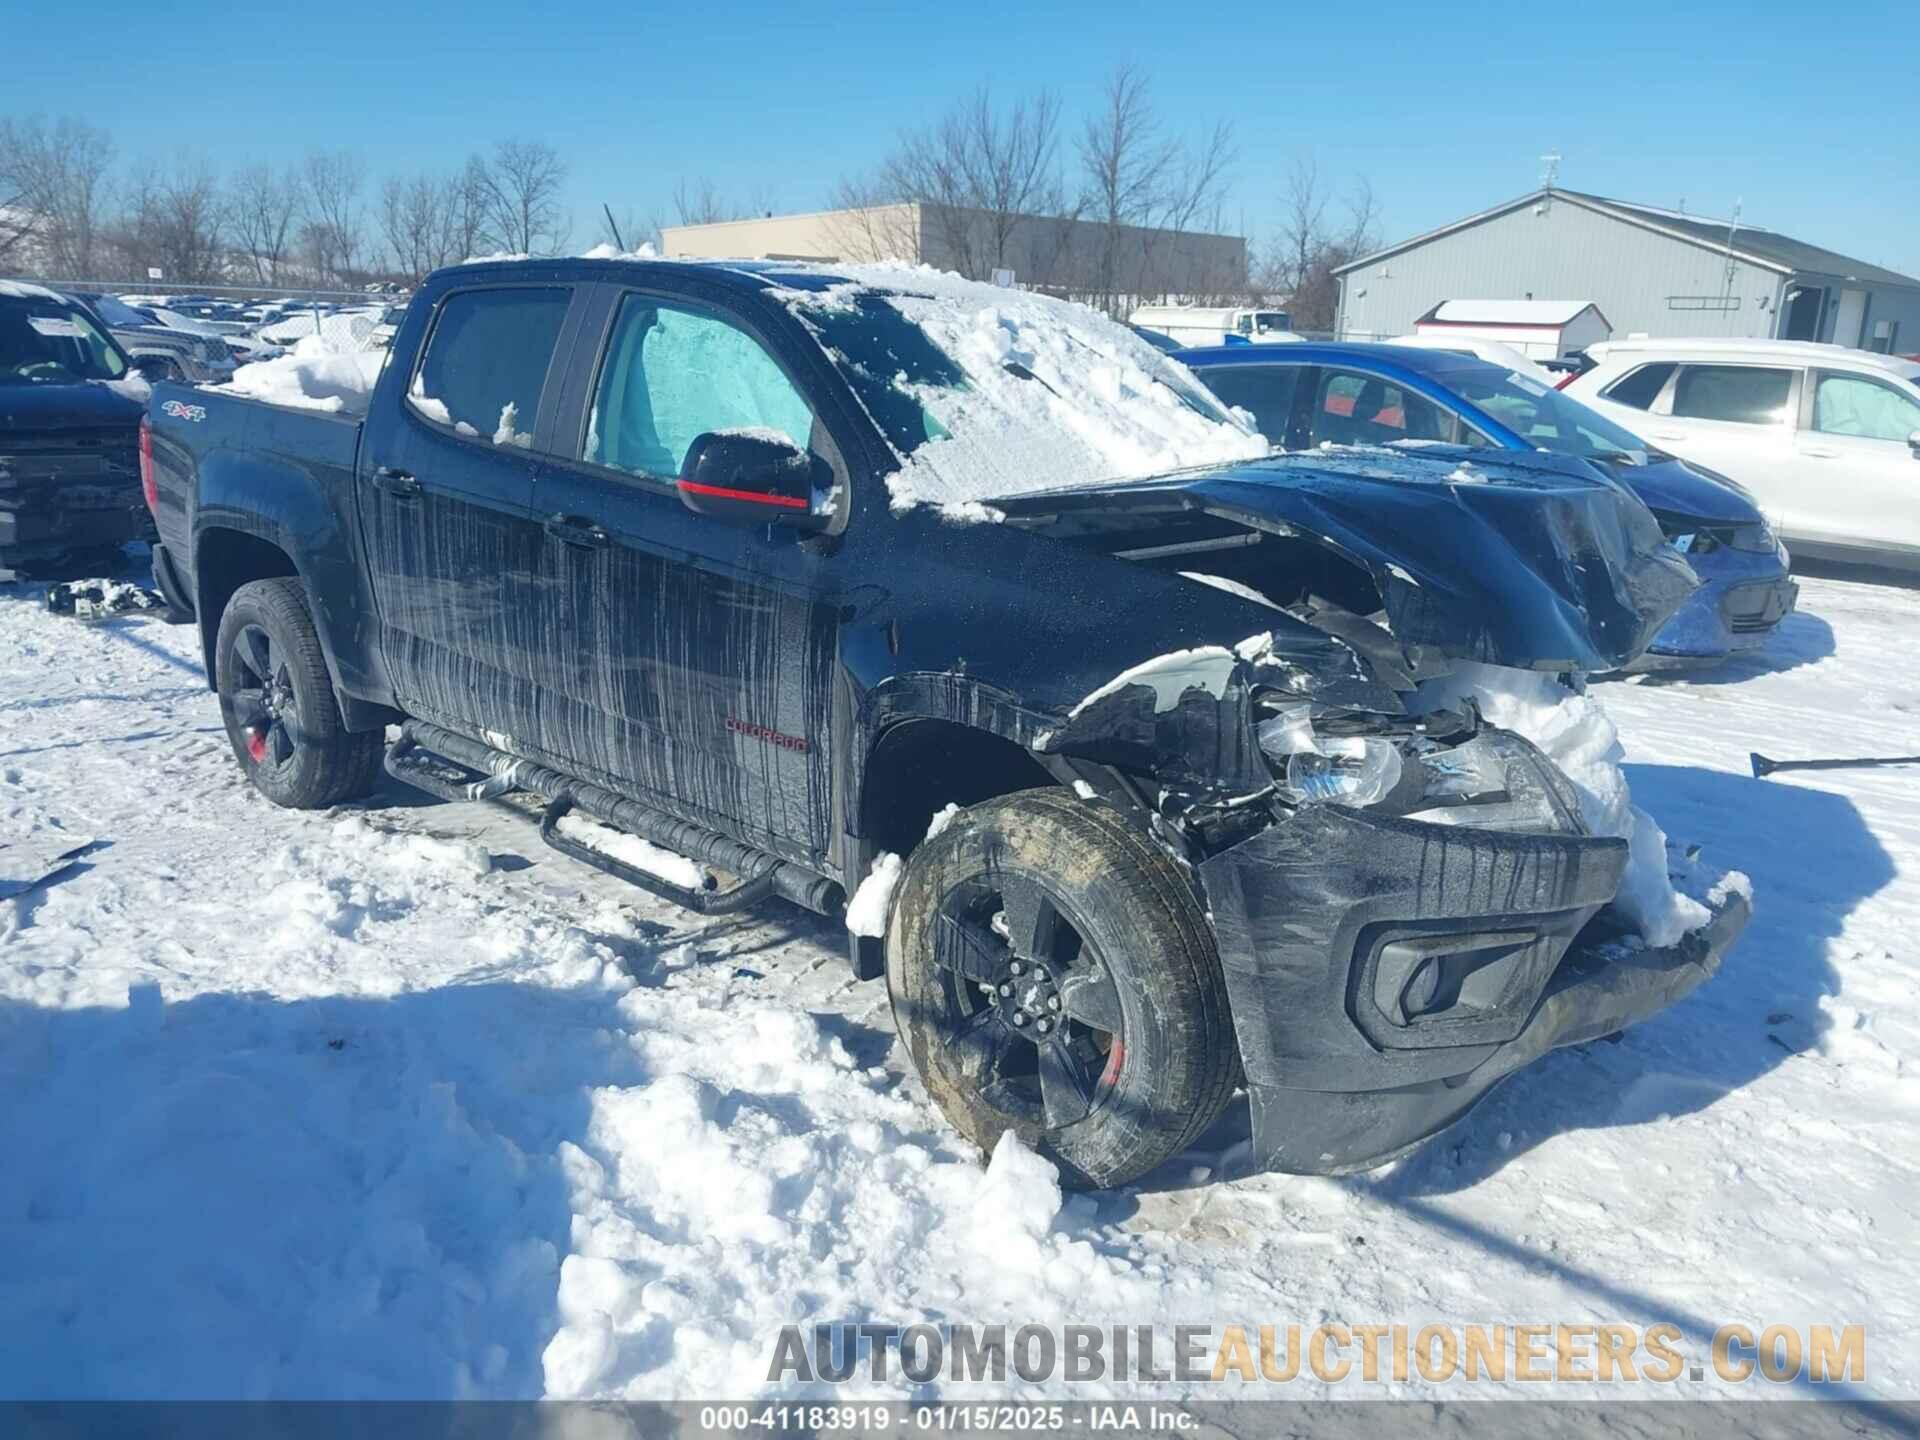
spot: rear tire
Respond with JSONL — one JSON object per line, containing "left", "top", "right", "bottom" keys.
{"left": 214, "top": 577, "right": 382, "bottom": 809}
{"left": 886, "top": 788, "right": 1239, "bottom": 1190}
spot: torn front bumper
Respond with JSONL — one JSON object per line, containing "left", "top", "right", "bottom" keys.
{"left": 1198, "top": 804, "right": 1748, "bottom": 1175}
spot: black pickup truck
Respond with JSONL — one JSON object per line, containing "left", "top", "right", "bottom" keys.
{"left": 146, "top": 257, "right": 1748, "bottom": 1189}
{"left": 1, "top": 282, "right": 160, "bottom": 575}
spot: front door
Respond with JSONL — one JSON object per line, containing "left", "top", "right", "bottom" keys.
{"left": 358, "top": 283, "right": 579, "bottom": 743}
{"left": 1795, "top": 369, "right": 1920, "bottom": 554}
{"left": 526, "top": 287, "right": 841, "bottom": 868}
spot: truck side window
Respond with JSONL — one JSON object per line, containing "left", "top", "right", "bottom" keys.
{"left": 585, "top": 297, "right": 815, "bottom": 480}
{"left": 407, "top": 287, "right": 570, "bottom": 447}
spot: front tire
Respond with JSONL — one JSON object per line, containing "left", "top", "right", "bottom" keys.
{"left": 214, "top": 577, "right": 382, "bottom": 809}
{"left": 886, "top": 788, "right": 1239, "bottom": 1190}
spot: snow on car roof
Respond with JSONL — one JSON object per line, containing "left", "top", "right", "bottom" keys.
{"left": 764, "top": 262, "right": 1269, "bottom": 514}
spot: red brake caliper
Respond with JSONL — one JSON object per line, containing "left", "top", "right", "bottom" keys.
{"left": 246, "top": 726, "right": 268, "bottom": 763}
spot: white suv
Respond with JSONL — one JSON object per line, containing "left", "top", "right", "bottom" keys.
{"left": 1564, "top": 339, "right": 1920, "bottom": 569}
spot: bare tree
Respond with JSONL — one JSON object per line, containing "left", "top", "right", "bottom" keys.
{"left": 229, "top": 163, "right": 300, "bottom": 284}
{"left": 1260, "top": 158, "right": 1379, "bottom": 332}
{"left": 301, "top": 150, "right": 365, "bottom": 284}
{"left": 1076, "top": 65, "right": 1238, "bottom": 314}
{"left": 848, "top": 87, "right": 1073, "bottom": 283}
{"left": 448, "top": 155, "right": 494, "bottom": 262}
{"left": 120, "top": 154, "right": 227, "bottom": 284}
{"left": 672, "top": 176, "right": 744, "bottom": 228}
{"left": 0, "top": 115, "right": 116, "bottom": 276}
{"left": 381, "top": 173, "right": 448, "bottom": 282}
{"left": 484, "top": 139, "right": 569, "bottom": 255}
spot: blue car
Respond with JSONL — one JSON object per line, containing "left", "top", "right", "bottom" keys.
{"left": 1177, "top": 342, "right": 1798, "bottom": 666}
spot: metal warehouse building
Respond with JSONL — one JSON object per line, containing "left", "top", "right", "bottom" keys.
{"left": 1336, "top": 188, "right": 1920, "bottom": 354}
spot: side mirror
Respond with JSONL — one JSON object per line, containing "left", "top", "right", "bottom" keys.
{"left": 1909, "top": 430, "right": 1920, "bottom": 460}
{"left": 676, "top": 430, "right": 822, "bottom": 529}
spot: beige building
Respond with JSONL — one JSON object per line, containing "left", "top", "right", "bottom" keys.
{"left": 662, "top": 202, "right": 1247, "bottom": 304}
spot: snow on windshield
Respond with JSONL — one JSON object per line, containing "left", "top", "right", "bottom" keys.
{"left": 781, "top": 264, "right": 1268, "bottom": 513}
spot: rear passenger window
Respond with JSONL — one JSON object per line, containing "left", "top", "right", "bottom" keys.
{"left": 584, "top": 296, "right": 814, "bottom": 480}
{"left": 1195, "top": 365, "right": 1299, "bottom": 446}
{"left": 1670, "top": 365, "right": 1793, "bottom": 425}
{"left": 407, "top": 287, "right": 571, "bottom": 448}
{"left": 1600, "top": 362, "right": 1674, "bottom": 411}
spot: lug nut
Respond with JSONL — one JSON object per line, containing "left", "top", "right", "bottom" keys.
{"left": 998, "top": 982, "right": 1013, "bottom": 997}
{"left": 1012, "top": 1012, "right": 1028, "bottom": 1027}
{"left": 1036, "top": 1018, "right": 1053, "bottom": 1034}
{"left": 1047, "top": 995, "right": 1061, "bottom": 1012}
{"left": 1009, "top": 959, "right": 1024, "bottom": 976}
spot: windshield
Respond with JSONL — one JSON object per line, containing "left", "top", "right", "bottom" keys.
{"left": 785, "top": 273, "right": 1266, "bottom": 510}
{"left": 0, "top": 296, "right": 128, "bottom": 385}
{"left": 1444, "top": 365, "right": 1649, "bottom": 462}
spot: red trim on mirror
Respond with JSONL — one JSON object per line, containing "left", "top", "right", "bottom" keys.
{"left": 676, "top": 479, "right": 810, "bottom": 510}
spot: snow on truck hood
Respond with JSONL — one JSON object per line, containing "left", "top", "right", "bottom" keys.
{"left": 776, "top": 264, "right": 1270, "bottom": 512}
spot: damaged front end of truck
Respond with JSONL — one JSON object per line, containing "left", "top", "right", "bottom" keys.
{"left": 996, "top": 446, "right": 1751, "bottom": 1175}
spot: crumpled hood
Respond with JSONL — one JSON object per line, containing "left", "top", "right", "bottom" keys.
{"left": 995, "top": 444, "right": 1700, "bottom": 674}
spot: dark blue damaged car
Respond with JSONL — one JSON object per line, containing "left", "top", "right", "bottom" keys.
{"left": 1178, "top": 342, "right": 1798, "bottom": 667}
{"left": 144, "top": 258, "right": 1747, "bottom": 1189}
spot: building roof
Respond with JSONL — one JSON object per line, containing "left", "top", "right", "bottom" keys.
{"left": 1335, "top": 189, "right": 1920, "bottom": 291}
{"left": 1419, "top": 299, "right": 1605, "bottom": 327}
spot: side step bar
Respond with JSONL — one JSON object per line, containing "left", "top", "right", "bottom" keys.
{"left": 539, "top": 794, "right": 776, "bottom": 914}
{"left": 383, "top": 721, "right": 844, "bottom": 918}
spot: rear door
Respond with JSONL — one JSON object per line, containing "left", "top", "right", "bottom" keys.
{"left": 358, "top": 283, "right": 581, "bottom": 740}
{"left": 525, "top": 282, "right": 844, "bottom": 868}
{"left": 1795, "top": 369, "right": 1920, "bottom": 553}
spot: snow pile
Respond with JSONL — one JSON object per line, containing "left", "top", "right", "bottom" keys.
{"left": 579, "top": 241, "right": 660, "bottom": 261}
{"left": 218, "top": 334, "right": 386, "bottom": 416}
{"left": 788, "top": 265, "right": 1267, "bottom": 511}
{"left": 1419, "top": 662, "right": 1710, "bottom": 946}
{"left": 844, "top": 851, "right": 903, "bottom": 937}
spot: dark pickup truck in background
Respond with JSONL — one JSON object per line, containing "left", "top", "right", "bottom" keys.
{"left": 1, "top": 282, "right": 160, "bottom": 576}
{"left": 144, "top": 257, "right": 1748, "bottom": 1189}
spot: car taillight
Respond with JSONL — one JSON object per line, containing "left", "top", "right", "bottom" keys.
{"left": 139, "top": 416, "right": 157, "bottom": 512}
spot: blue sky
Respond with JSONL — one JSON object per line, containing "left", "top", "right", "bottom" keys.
{"left": 12, "top": 0, "right": 1919, "bottom": 274}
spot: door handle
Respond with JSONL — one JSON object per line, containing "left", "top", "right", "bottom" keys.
{"left": 372, "top": 466, "right": 420, "bottom": 497}
{"left": 1648, "top": 431, "right": 1686, "bottom": 442}
{"left": 1803, "top": 446, "right": 1841, "bottom": 459}
{"left": 544, "top": 514, "right": 609, "bottom": 548}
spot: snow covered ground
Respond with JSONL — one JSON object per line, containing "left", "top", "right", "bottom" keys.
{"left": 0, "top": 562, "right": 1914, "bottom": 1404}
